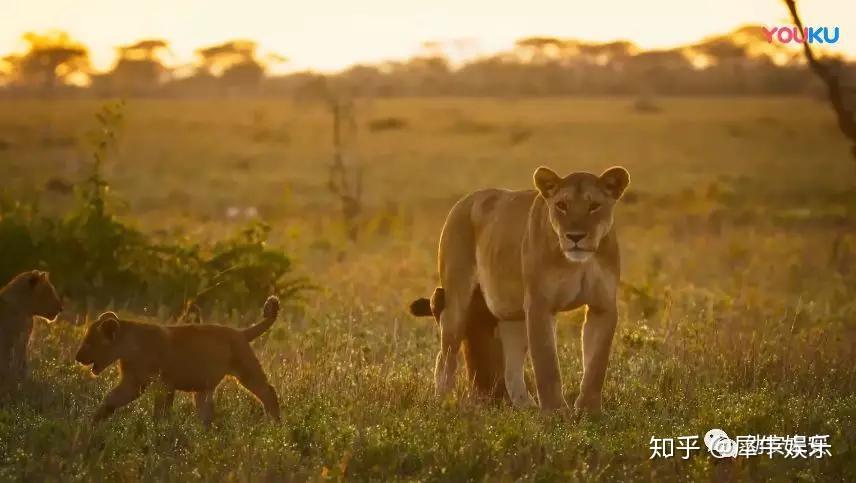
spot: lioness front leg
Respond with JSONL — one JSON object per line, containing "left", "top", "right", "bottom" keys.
{"left": 525, "top": 307, "right": 567, "bottom": 411}
{"left": 574, "top": 306, "right": 617, "bottom": 414}
{"left": 497, "top": 321, "right": 535, "bottom": 407}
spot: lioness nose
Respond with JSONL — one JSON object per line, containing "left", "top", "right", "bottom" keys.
{"left": 565, "top": 232, "right": 586, "bottom": 243}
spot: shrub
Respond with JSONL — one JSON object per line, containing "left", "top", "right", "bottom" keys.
{"left": 367, "top": 117, "right": 408, "bottom": 132}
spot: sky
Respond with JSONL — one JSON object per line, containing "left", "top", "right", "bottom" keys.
{"left": 1, "top": 0, "right": 854, "bottom": 73}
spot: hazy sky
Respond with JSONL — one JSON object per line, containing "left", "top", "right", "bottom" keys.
{"left": 1, "top": 0, "right": 853, "bottom": 72}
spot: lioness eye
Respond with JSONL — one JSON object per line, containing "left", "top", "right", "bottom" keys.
{"left": 589, "top": 202, "right": 602, "bottom": 213}
{"left": 555, "top": 201, "right": 567, "bottom": 212}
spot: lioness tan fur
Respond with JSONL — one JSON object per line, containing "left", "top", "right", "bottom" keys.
{"left": 0, "top": 270, "right": 63, "bottom": 382}
{"left": 75, "top": 296, "right": 281, "bottom": 424}
{"left": 411, "top": 166, "right": 629, "bottom": 413}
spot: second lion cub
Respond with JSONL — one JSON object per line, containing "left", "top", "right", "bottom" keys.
{"left": 75, "top": 296, "right": 281, "bottom": 425}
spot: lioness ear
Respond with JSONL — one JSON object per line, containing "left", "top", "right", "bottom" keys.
{"left": 599, "top": 166, "right": 630, "bottom": 200}
{"left": 100, "top": 317, "right": 119, "bottom": 341}
{"left": 533, "top": 166, "right": 561, "bottom": 198}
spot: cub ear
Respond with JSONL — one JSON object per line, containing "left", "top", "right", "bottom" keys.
{"left": 97, "top": 311, "right": 119, "bottom": 323}
{"left": 599, "top": 166, "right": 630, "bottom": 200}
{"left": 28, "top": 270, "right": 45, "bottom": 288}
{"left": 533, "top": 166, "right": 561, "bottom": 198}
{"left": 99, "top": 317, "right": 119, "bottom": 341}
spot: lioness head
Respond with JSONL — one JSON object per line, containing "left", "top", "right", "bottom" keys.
{"left": 75, "top": 312, "right": 121, "bottom": 375}
{"left": 533, "top": 166, "right": 630, "bottom": 263}
{"left": 3, "top": 270, "right": 64, "bottom": 320}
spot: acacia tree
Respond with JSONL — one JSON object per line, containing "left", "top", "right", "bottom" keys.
{"left": 4, "top": 31, "right": 90, "bottom": 93}
{"left": 513, "top": 37, "right": 572, "bottom": 64}
{"left": 0, "top": 58, "right": 10, "bottom": 86}
{"left": 194, "top": 40, "right": 284, "bottom": 92}
{"left": 106, "top": 39, "right": 171, "bottom": 95}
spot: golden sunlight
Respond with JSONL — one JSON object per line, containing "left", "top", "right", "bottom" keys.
{"left": 1, "top": 0, "right": 854, "bottom": 73}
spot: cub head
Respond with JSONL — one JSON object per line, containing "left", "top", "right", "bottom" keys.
{"left": 75, "top": 312, "right": 121, "bottom": 376}
{"left": 4, "top": 270, "right": 63, "bottom": 320}
{"left": 533, "top": 166, "right": 630, "bottom": 263}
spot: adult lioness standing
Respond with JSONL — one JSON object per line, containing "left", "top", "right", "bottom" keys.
{"left": 411, "top": 166, "right": 630, "bottom": 413}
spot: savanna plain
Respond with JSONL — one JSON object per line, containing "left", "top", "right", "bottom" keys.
{"left": 1, "top": 97, "right": 855, "bottom": 481}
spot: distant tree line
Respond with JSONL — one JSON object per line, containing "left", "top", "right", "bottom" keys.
{"left": 0, "top": 26, "right": 853, "bottom": 99}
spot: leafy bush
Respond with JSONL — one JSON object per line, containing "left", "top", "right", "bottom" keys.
{"left": 0, "top": 102, "right": 306, "bottom": 318}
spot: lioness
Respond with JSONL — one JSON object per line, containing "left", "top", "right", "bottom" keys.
{"left": 75, "top": 296, "right": 282, "bottom": 424}
{"left": 0, "top": 270, "right": 63, "bottom": 382}
{"left": 410, "top": 166, "right": 629, "bottom": 413}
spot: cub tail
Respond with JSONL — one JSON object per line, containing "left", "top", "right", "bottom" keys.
{"left": 242, "top": 296, "right": 281, "bottom": 341}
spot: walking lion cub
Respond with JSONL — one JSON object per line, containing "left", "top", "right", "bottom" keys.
{"left": 75, "top": 296, "right": 281, "bottom": 424}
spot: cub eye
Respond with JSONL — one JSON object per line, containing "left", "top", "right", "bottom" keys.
{"left": 555, "top": 201, "right": 567, "bottom": 213}
{"left": 589, "top": 202, "right": 602, "bottom": 213}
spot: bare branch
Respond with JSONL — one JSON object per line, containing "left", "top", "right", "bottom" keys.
{"left": 785, "top": 0, "right": 856, "bottom": 160}
{"left": 327, "top": 97, "right": 364, "bottom": 241}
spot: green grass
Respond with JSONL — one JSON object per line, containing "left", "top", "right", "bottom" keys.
{"left": 1, "top": 97, "right": 855, "bottom": 481}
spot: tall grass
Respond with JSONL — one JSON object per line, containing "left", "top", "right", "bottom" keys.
{"left": 0, "top": 98, "right": 854, "bottom": 481}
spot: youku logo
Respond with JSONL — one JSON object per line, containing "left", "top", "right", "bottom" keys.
{"left": 763, "top": 26, "right": 840, "bottom": 45}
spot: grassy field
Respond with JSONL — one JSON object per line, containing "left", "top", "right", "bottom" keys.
{"left": 1, "top": 97, "right": 855, "bottom": 481}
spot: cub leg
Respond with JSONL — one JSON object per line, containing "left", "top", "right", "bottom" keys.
{"left": 232, "top": 346, "right": 280, "bottom": 421}
{"left": 9, "top": 318, "right": 33, "bottom": 382}
{"left": 194, "top": 390, "right": 215, "bottom": 426}
{"left": 497, "top": 320, "right": 535, "bottom": 407}
{"left": 153, "top": 385, "right": 176, "bottom": 420}
{"left": 94, "top": 376, "right": 148, "bottom": 422}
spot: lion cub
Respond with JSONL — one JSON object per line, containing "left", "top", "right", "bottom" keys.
{"left": 75, "top": 296, "right": 281, "bottom": 425}
{"left": 0, "top": 270, "right": 63, "bottom": 382}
